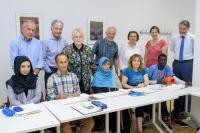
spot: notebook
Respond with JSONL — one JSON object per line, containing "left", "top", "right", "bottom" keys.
{"left": 71, "top": 101, "right": 102, "bottom": 115}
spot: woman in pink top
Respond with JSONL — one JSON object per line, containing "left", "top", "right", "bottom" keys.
{"left": 144, "top": 26, "right": 168, "bottom": 67}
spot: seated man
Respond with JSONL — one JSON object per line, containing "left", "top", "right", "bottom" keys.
{"left": 148, "top": 53, "right": 190, "bottom": 126}
{"left": 46, "top": 53, "right": 94, "bottom": 133}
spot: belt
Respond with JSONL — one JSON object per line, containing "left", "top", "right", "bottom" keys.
{"left": 174, "top": 59, "right": 193, "bottom": 63}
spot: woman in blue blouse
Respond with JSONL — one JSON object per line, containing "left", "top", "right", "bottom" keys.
{"left": 122, "top": 54, "right": 149, "bottom": 133}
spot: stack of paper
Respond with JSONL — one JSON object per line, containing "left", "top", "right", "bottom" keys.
{"left": 101, "top": 90, "right": 127, "bottom": 97}
{"left": 89, "top": 93, "right": 107, "bottom": 99}
{"left": 14, "top": 103, "right": 41, "bottom": 116}
{"left": 162, "top": 84, "right": 185, "bottom": 91}
{"left": 71, "top": 102, "right": 102, "bottom": 115}
{"left": 58, "top": 96, "right": 87, "bottom": 105}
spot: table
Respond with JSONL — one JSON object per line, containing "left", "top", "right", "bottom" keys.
{"left": 0, "top": 104, "right": 60, "bottom": 133}
{"left": 42, "top": 89, "right": 177, "bottom": 133}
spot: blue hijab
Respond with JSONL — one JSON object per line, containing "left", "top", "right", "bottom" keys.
{"left": 92, "top": 57, "right": 113, "bottom": 87}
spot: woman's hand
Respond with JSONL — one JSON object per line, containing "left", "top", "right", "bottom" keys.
{"left": 137, "top": 83, "right": 146, "bottom": 88}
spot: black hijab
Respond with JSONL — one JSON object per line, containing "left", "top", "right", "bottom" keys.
{"left": 6, "top": 56, "right": 37, "bottom": 95}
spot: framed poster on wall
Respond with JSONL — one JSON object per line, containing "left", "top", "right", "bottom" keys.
{"left": 87, "top": 18, "right": 105, "bottom": 44}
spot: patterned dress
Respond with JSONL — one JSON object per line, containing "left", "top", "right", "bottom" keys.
{"left": 62, "top": 43, "right": 95, "bottom": 93}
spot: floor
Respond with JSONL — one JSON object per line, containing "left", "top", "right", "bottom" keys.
{"left": 92, "top": 124, "right": 196, "bottom": 133}
{"left": 143, "top": 124, "right": 196, "bottom": 133}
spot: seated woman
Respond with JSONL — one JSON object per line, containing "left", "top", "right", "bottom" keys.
{"left": 91, "top": 57, "right": 126, "bottom": 132}
{"left": 122, "top": 54, "right": 150, "bottom": 133}
{"left": 92, "top": 57, "right": 121, "bottom": 93}
{"left": 6, "top": 56, "right": 41, "bottom": 106}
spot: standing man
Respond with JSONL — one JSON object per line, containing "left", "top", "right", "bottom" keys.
{"left": 42, "top": 19, "right": 67, "bottom": 88}
{"left": 170, "top": 20, "right": 194, "bottom": 127}
{"left": 9, "top": 19, "right": 43, "bottom": 75}
{"left": 92, "top": 26, "right": 119, "bottom": 73}
{"left": 46, "top": 53, "right": 94, "bottom": 133}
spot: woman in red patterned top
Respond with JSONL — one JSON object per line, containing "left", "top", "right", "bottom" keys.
{"left": 144, "top": 26, "right": 168, "bottom": 67}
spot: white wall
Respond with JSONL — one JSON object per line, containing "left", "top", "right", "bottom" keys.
{"left": 193, "top": 0, "right": 200, "bottom": 86}
{"left": 0, "top": 0, "right": 195, "bottom": 104}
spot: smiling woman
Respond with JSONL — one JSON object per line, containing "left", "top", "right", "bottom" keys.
{"left": 62, "top": 28, "right": 95, "bottom": 94}
{"left": 6, "top": 56, "right": 41, "bottom": 106}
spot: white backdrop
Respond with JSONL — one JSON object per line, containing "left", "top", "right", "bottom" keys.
{"left": 0, "top": 0, "right": 195, "bottom": 104}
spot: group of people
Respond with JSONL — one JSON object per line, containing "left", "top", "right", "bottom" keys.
{"left": 6, "top": 18, "right": 194, "bottom": 133}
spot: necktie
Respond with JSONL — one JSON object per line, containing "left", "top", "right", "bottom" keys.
{"left": 179, "top": 36, "right": 185, "bottom": 61}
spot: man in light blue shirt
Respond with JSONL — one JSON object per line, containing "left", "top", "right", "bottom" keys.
{"left": 42, "top": 19, "right": 67, "bottom": 89}
{"left": 9, "top": 19, "right": 43, "bottom": 75}
{"left": 170, "top": 20, "right": 194, "bottom": 127}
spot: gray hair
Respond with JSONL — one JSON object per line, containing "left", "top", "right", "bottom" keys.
{"left": 51, "top": 19, "right": 63, "bottom": 28}
{"left": 179, "top": 20, "right": 190, "bottom": 28}
{"left": 106, "top": 26, "right": 117, "bottom": 33}
{"left": 21, "top": 18, "right": 36, "bottom": 28}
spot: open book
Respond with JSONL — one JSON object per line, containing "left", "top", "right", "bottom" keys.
{"left": 71, "top": 101, "right": 102, "bottom": 115}
{"left": 13, "top": 103, "right": 41, "bottom": 116}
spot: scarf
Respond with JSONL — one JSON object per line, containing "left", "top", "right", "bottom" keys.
{"left": 92, "top": 57, "right": 113, "bottom": 88}
{"left": 6, "top": 56, "right": 37, "bottom": 95}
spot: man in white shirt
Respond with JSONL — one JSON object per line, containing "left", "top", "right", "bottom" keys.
{"left": 170, "top": 20, "right": 194, "bottom": 127}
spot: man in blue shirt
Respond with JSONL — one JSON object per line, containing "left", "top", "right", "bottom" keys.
{"left": 170, "top": 20, "right": 194, "bottom": 127}
{"left": 149, "top": 54, "right": 174, "bottom": 124}
{"left": 9, "top": 19, "right": 43, "bottom": 75}
{"left": 42, "top": 19, "right": 67, "bottom": 89}
{"left": 92, "top": 26, "right": 119, "bottom": 74}
{"left": 148, "top": 54, "right": 174, "bottom": 83}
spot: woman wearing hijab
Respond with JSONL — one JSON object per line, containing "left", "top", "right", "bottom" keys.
{"left": 91, "top": 57, "right": 127, "bottom": 133}
{"left": 91, "top": 57, "right": 120, "bottom": 93}
{"left": 6, "top": 56, "right": 41, "bottom": 106}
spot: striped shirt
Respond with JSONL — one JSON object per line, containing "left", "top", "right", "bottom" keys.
{"left": 47, "top": 71, "right": 80, "bottom": 100}
{"left": 92, "top": 38, "right": 118, "bottom": 66}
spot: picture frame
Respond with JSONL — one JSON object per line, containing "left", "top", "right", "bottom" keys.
{"left": 16, "top": 12, "right": 42, "bottom": 40}
{"left": 87, "top": 18, "right": 105, "bottom": 44}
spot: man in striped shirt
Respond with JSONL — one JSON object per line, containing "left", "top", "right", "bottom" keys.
{"left": 47, "top": 53, "right": 94, "bottom": 133}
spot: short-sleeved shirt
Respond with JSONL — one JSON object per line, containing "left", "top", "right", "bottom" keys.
{"left": 92, "top": 38, "right": 118, "bottom": 66}
{"left": 123, "top": 68, "right": 148, "bottom": 86}
{"left": 145, "top": 39, "right": 167, "bottom": 67}
{"left": 148, "top": 64, "right": 174, "bottom": 81}
{"left": 119, "top": 44, "right": 144, "bottom": 69}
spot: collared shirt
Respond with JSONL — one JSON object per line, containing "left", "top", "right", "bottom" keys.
{"left": 92, "top": 38, "right": 118, "bottom": 66}
{"left": 42, "top": 34, "right": 67, "bottom": 72}
{"left": 170, "top": 32, "right": 194, "bottom": 60}
{"left": 46, "top": 71, "right": 80, "bottom": 100}
{"left": 9, "top": 34, "right": 44, "bottom": 70}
